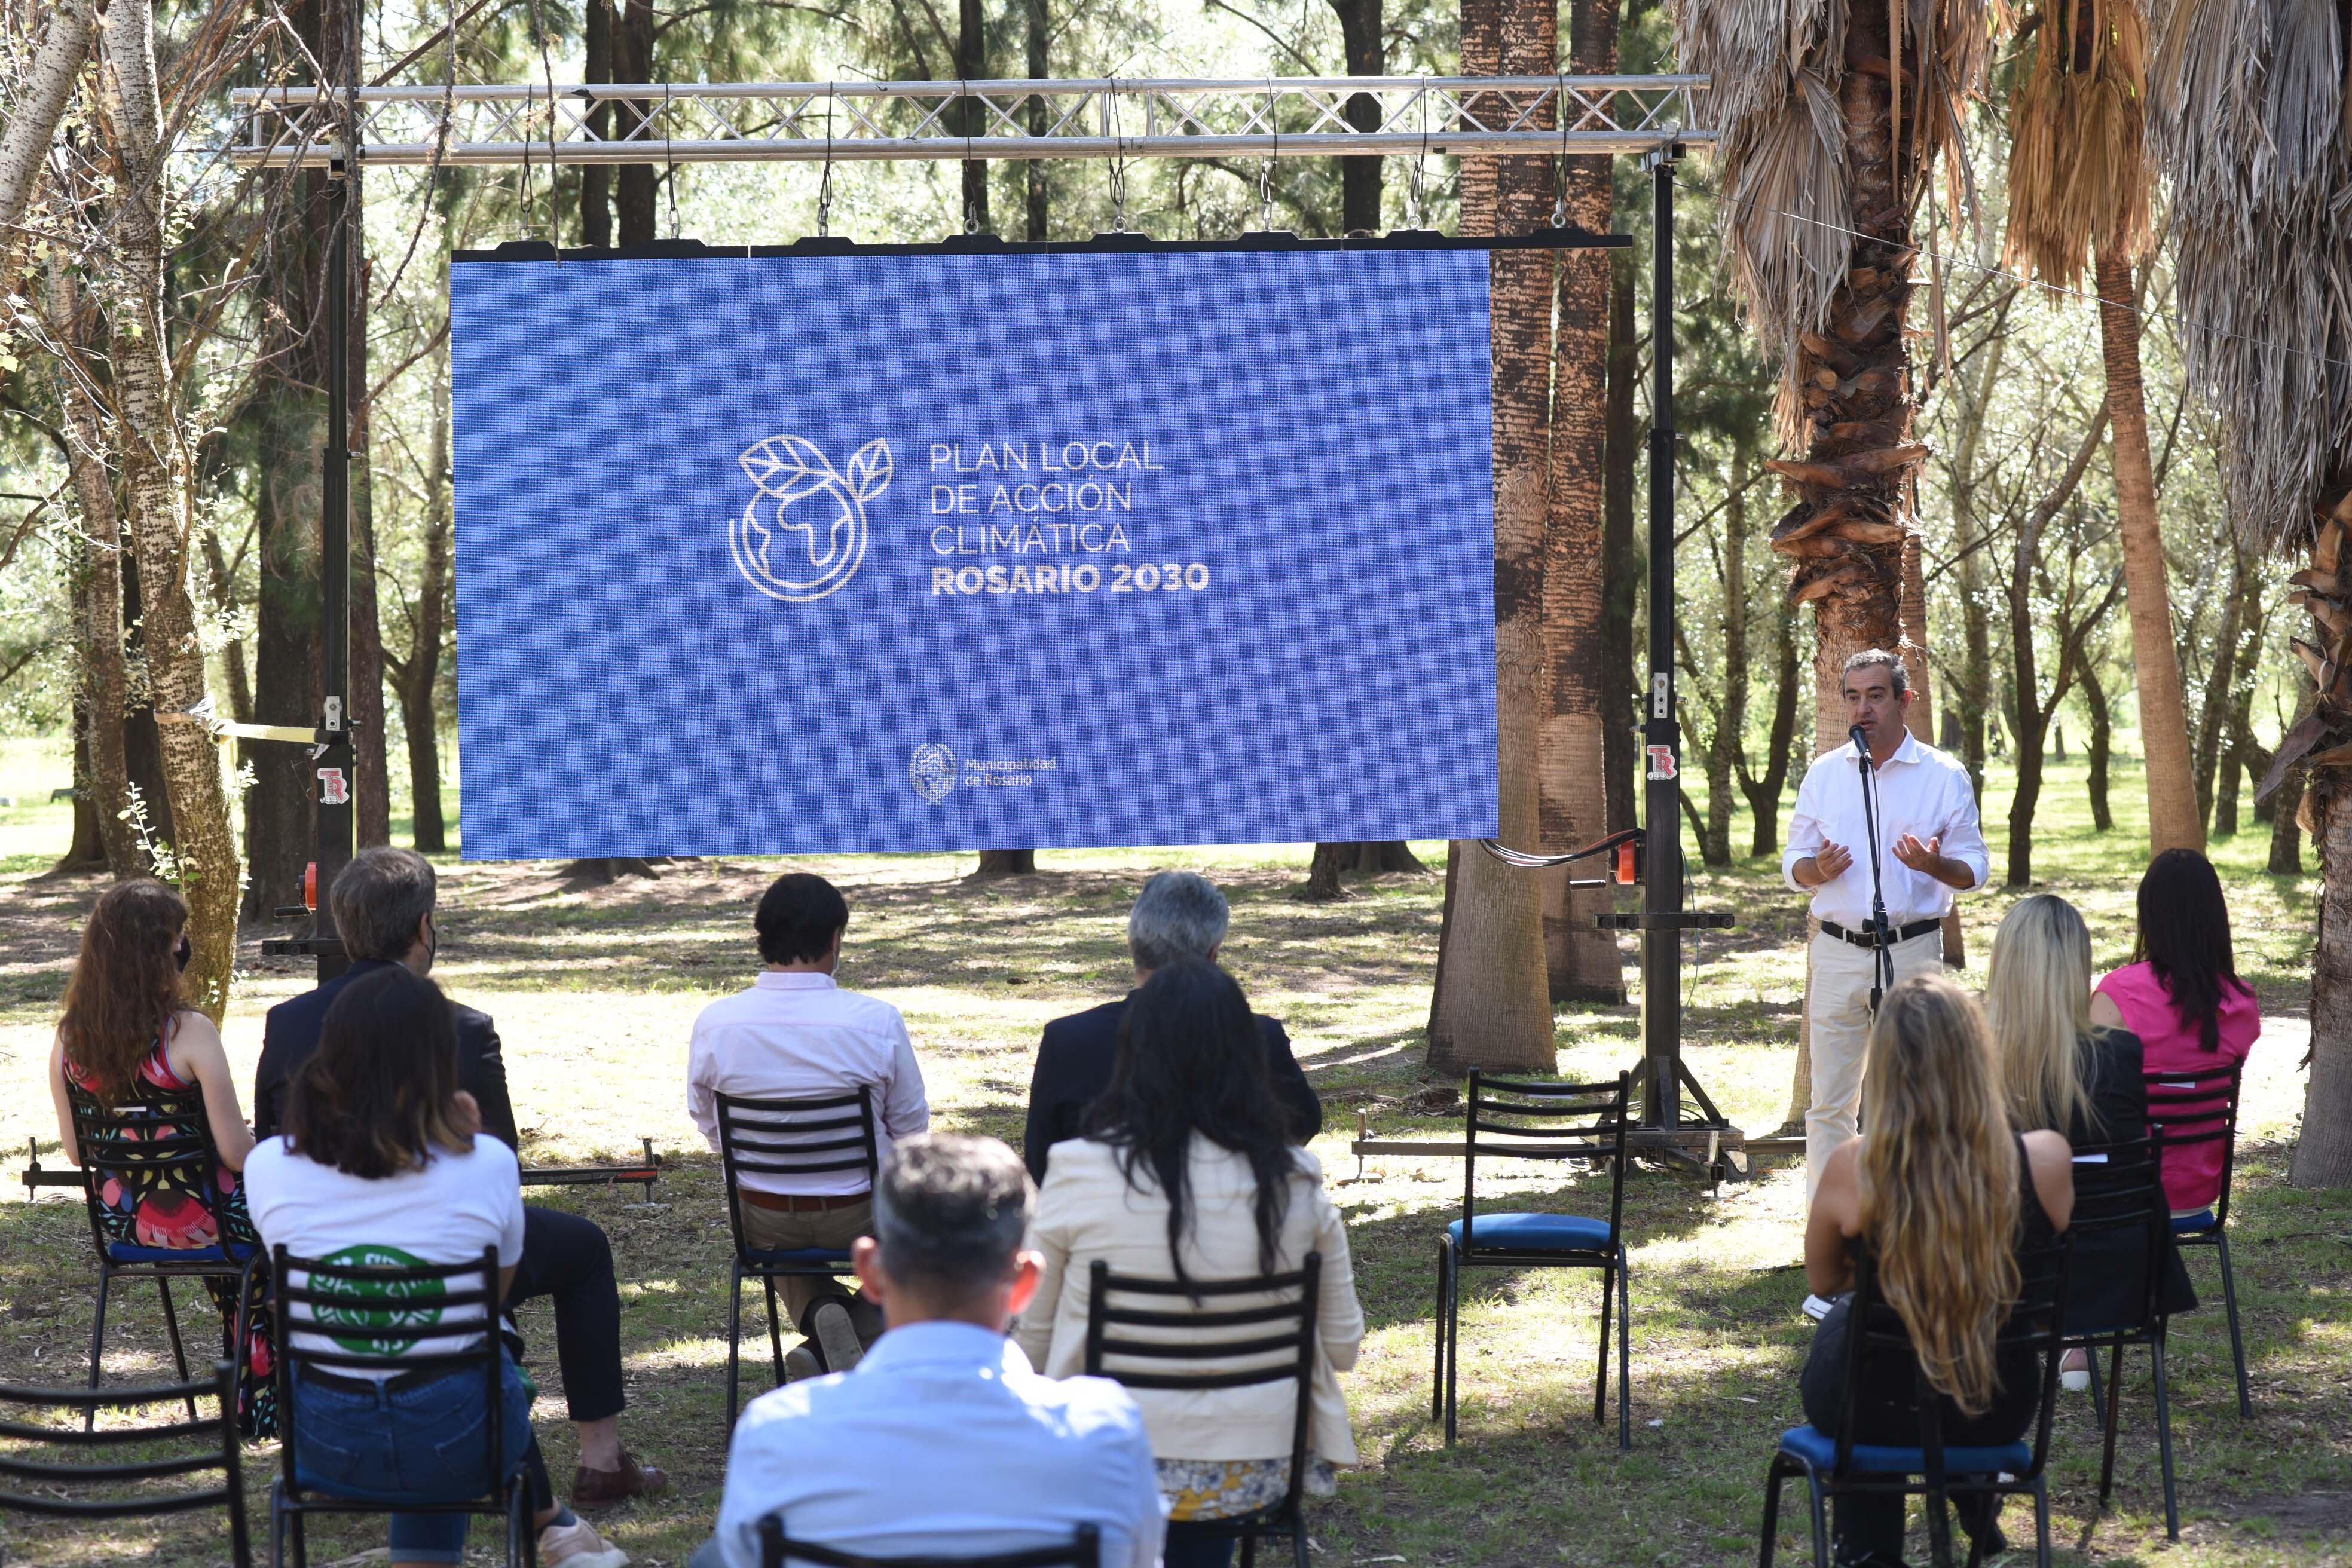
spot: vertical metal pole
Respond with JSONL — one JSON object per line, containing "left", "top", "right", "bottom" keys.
{"left": 314, "top": 85, "right": 356, "bottom": 982}
{"left": 1637, "top": 147, "right": 1680, "bottom": 1128}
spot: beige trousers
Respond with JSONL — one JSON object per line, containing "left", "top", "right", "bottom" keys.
{"left": 741, "top": 1197, "right": 873, "bottom": 1324}
{"left": 1804, "top": 929, "right": 1946, "bottom": 1200}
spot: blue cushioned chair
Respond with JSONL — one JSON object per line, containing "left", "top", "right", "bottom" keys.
{"left": 2067, "top": 1134, "right": 2183, "bottom": 1541}
{"left": 1759, "top": 1232, "right": 2073, "bottom": 1568}
{"left": 1431, "top": 1070, "right": 1631, "bottom": 1448}
{"left": 2144, "top": 1062, "right": 2251, "bottom": 1418}
{"left": 715, "top": 1088, "right": 879, "bottom": 1432}
{"left": 66, "top": 1086, "right": 259, "bottom": 1429}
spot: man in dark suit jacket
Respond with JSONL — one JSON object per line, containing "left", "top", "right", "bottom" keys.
{"left": 1023, "top": 871, "right": 1322, "bottom": 1183}
{"left": 256, "top": 847, "right": 665, "bottom": 1512}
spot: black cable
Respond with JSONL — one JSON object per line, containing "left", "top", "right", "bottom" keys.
{"left": 1477, "top": 827, "right": 1642, "bottom": 869}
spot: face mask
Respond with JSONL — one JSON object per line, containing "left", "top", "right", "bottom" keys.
{"left": 174, "top": 934, "right": 193, "bottom": 972}
{"left": 421, "top": 915, "right": 439, "bottom": 972}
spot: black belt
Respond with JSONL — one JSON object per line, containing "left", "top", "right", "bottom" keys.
{"left": 1819, "top": 917, "right": 1942, "bottom": 950}
{"left": 297, "top": 1362, "right": 472, "bottom": 1397}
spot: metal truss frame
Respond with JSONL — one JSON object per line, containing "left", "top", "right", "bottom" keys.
{"left": 228, "top": 75, "right": 1714, "bottom": 168}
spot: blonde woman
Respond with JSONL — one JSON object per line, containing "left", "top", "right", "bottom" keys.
{"left": 1985, "top": 895, "right": 2192, "bottom": 1369}
{"left": 1804, "top": 975, "right": 2073, "bottom": 1568}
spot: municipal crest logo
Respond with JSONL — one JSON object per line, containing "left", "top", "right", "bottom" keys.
{"left": 909, "top": 742, "right": 958, "bottom": 804}
{"left": 311, "top": 1244, "right": 446, "bottom": 1357}
{"left": 732, "top": 434, "right": 894, "bottom": 602}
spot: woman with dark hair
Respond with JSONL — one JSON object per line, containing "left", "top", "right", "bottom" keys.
{"left": 48, "top": 878, "right": 273, "bottom": 1436}
{"left": 2091, "top": 848, "right": 2261, "bottom": 1214}
{"left": 1017, "top": 959, "right": 1363, "bottom": 1568}
{"left": 241, "top": 966, "right": 625, "bottom": 1568}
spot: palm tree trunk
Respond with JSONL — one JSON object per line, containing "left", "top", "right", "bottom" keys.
{"left": 2095, "top": 246, "right": 2203, "bottom": 855}
{"left": 2295, "top": 775, "right": 2352, "bottom": 1186}
{"left": 1427, "top": 0, "right": 1557, "bottom": 1074}
{"left": 97, "top": 0, "right": 241, "bottom": 1019}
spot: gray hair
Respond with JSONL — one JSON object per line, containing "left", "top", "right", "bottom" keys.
{"left": 871, "top": 1134, "right": 1031, "bottom": 1299}
{"left": 1841, "top": 648, "right": 1909, "bottom": 699}
{"left": 328, "top": 847, "right": 438, "bottom": 963}
{"left": 1127, "top": 871, "right": 1229, "bottom": 971}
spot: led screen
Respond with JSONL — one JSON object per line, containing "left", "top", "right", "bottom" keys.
{"left": 451, "top": 247, "right": 1500, "bottom": 858}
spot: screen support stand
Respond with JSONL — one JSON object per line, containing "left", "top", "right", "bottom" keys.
{"left": 1601, "top": 145, "right": 1736, "bottom": 1185}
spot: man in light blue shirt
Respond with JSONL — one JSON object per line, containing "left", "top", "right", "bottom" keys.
{"left": 697, "top": 1134, "right": 1163, "bottom": 1568}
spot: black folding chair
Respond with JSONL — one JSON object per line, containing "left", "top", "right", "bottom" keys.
{"left": 1759, "top": 1231, "right": 2073, "bottom": 1568}
{"left": 2143, "top": 1062, "right": 2252, "bottom": 1417}
{"left": 0, "top": 1359, "right": 252, "bottom": 1566}
{"left": 1084, "top": 1254, "right": 1322, "bottom": 1568}
{"left": 715, "top": 1088, "right": 880, "bottom": 1431}
{"left": 1431, "top": 1069, "right": 1631, "bottom": 1448}
{"left": 2068, "top": 1134, "right": 2182, "bottom": 1540}
{"left": 268, "top": 1244, "right": 534, "bottom": 1568}
{"left": 758, "top": 1518, "right": 1100, "bottom": 1568}
{"left": 66, "top": 1086, "right": 260, "bottom": 1425}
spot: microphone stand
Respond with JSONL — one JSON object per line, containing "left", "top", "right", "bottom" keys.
{"left": 1852, "top": 725, "right": 1894, "bottom": 1015}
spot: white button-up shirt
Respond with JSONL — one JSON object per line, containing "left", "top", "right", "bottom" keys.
{"left": 709, "top": 1321, "right": 1165, "bottom": 1568}
{"left": 686, "top": 971, "right": 930, "bottom": 1195}
{"left": 1781, "top": 732, "right": 1990, "bottom": 928}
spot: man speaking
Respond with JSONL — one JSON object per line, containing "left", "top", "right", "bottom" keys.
{"left": 1784, "top": 650, "right": 1989, "bottom": 1199}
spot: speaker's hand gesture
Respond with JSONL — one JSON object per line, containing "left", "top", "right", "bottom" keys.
{"left": 1806, "top": 840, "right": 1853, "bottom": 883}
{"left": 1891, "top": 833, "right": 1941, "bottom": 872}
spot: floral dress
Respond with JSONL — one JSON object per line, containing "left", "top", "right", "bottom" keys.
{"left": 63, "top": 1041, "right": 277, "bottom": 1440}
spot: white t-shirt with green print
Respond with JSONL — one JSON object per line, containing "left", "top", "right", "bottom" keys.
{"left": 244, "top": 1135, "right": 525, "bottom": 1379}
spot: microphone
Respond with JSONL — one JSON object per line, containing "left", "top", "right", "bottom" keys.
{"left": 1849, "top": 724, "right": 1873, "bottom": 768}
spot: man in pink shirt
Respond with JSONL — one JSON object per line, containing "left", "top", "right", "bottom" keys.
{"left": 688, "top": 873, "right": 930, "bottom": 1377}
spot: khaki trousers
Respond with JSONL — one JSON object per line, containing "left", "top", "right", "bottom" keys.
{"left": 740, "top": 1197, "right": 873, "bottom": 1324}
{"left": 1804, "top": 929, "right": 1945, "bottom": 1200}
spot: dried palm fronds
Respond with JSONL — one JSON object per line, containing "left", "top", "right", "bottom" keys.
{"left": 2002, "top": 0, "right": 2151, "bottom": 286}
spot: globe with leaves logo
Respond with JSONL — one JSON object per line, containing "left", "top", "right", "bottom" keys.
{"left": 311, "top": 1244, "right": 448, "bottom": 1356}
{"left": 731, "top": 434, "right": 894, "bottom": 602}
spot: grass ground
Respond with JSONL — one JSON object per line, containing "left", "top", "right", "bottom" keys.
{"left": 1, "top": 735, "right": 2344, "bottom": 1566}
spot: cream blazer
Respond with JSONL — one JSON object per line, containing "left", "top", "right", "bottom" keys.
{"left": 1015, "top": 1136, "right": 1364, "bottom": 1466}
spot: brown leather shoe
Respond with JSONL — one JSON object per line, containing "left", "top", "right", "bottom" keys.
{"left": 570, "top": 1450, "right": 669, "bottom": 1512}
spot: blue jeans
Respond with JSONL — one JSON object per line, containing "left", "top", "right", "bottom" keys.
{"left": 290, "top": 1352, "right": 548, "bottom": 1564}
{"left": 1162, "top": 1526, "right": 1238, "bottom": 1568}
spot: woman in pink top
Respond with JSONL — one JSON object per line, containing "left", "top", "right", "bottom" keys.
{"left": 2090, "top": 849, "right": 2259, "bottom": 1214}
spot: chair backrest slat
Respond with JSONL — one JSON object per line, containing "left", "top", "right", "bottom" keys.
{"left": 0, "top": 1361, "right": 249, "bottom": 1565}
{"left": 759, "top": 1520, "right": 1102, "bottom": 1568}
{"left": 1460, "top": 1070, "right": 1631, "bottom": 1257}
{"left": 1082, "top": 1254, "right": 1322, "bottom": 1526}
{"left": 2142, "top": 1062, "right": 2246, "bottom": 1228}
{"left": 717, "top": 1089, "right": 882, "bottom": 1263}
{"left": 273, "top": 1244, "right": 510, "bottom": 1518}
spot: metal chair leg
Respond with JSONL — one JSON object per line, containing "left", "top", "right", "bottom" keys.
{"left": 268, "top": 1480, "right": 284, "bottom": 1568}
{"left": 2214, "top": 1232, "right": 2252, "bottom": 1417}
{"left": 155, "top": 1276, "right": 200, "bottom": 1420}
{"left": 764, "top": 1275, "right": 788, "bottom": 1388}
{"left": 1443, "top": 1257, "right": 1460, "bottom": 1447}
{"left": 1617, "top": 1251, "right": 1632, "bottom": 1451}
{"left": 726, "top": 1263, "right": 745, "bottom": 1432}
{"left": 2032, "top": 1477, "right": 2051, "bottom": 1568}
{"left": 1239, "top": 1528, "right": 1258, "bottom": 1568}
{"left": 1924, "top": 1481, "right": 1955, "bottom": 1568}
{"left": 1803, "top": 1473, "right": 1831, "bottom": 1568}
{"left": 1430, "top": 1242, "right": 1448, "bottom": 1425}
{"left": 1758, "top": 1462, "right": 1785, "bottom": 1567}
{"left": 2084, "top": 1342, "right": 2106, "bottom": 1429}
{"left": 2097, "top": 1342, "right": 2124, "bottom": 1506}
{"left": 84, "top": 1268, "right": 111, "bottom": 1432}
{"left": 1593, "top": 1259, "right": 1613, "bottom": 1428}
{"left": 2151, "top": 1331, "right": 2180, "bottom": 1541}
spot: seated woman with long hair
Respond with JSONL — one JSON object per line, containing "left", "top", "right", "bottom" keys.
{"left": 1804, "top": 975, "right": 2074, "bottom": 1568}
{"left": 48, "top": 878, "right": 273, "bottom": 1437}
{"left": 2090, "top": 847, "right": 2260, "bottom": 1215}
{"left": 1016, "top": 959, "right": 1364, "bottom": 1568}
{"left": 1986, "top": 895, "right": 2193, "bottom": 1368}
{"left": 241, "top": 966, "right": 624, "bottom": 1568}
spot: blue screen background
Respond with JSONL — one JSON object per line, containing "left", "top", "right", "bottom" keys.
{"left": 451, "top": 249, "right": 1500, "bottom": 858}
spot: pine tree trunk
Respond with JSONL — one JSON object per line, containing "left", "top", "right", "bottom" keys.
{"left": 2095, "top": 246, "right": 2203, "bottom": 856}
{"left": 956, "top": 0, "right": 989, "bottom": 230}
{"left": 582, "top": 0, "right": 613, "bottom": 246}
{"left": 1328, "top": 0, "right": 1383, "bottom": 232}
{"left": 401, "top": 363, "right": 452, "bottom": 854}
{"left": 1426, "top": 0, "right": 1558, "bottom": 1075}
{"left": 97, "top": 0, "right": 241, "bottom": 1019}
{"left": 48, "top": 259, "right": 140, "bottom": 878}
{"left": 1025, "top": 0, "right": 1048, "bottom": 240}
{"left": 614, "top": 1, "right": 656, "bottom": 244}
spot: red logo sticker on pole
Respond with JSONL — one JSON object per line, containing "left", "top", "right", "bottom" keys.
{"left": 317, "top": 768, "right": 350, "bottom": 806}
{"left": 1646, "top": 745, "right": 1677, "bottom": 781}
